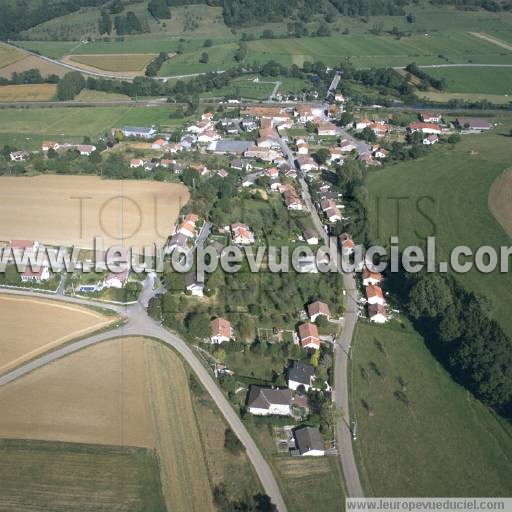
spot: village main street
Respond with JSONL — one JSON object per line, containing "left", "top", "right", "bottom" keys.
{"left": 0, "top": 285, "right": 288, "bottom": 512}
{"left": 279, "top": 134, "right": 364, "bottom": 497}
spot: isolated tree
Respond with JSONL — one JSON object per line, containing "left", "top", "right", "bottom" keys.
{"left": 57, "top": 72, "right": 85, "bottom": 100}
{"left": 314, "top": 148, "right": 330, "bottom": 165}
{"left": 224, "top": 428, "right": 244, "bottom": 455}
{"left": 203, "top": 39, "right": 213, "bottom": 47}
{"left": 199, "top": 52, "right": 209, "bottom": 64}
{"left": 409, "top": 274, "right": 453, "bottom": 319}
{"left": 98, "top": 11, "right": 112, "bottom": 34}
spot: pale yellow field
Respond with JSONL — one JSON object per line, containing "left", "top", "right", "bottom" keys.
{"left": 0, "top": 84, "right": 57, "bottom": 102}
{"left": 0, "top": 175, "right": 190, "bottom": 248}
{"left": 418, "top": 90, "right": 512, "bottom": 105}
{"left": 0, "top": 44, "right": 25, "bottom": 69}
{"left": 0, "top": 337, "right": 154, "bottom": 448}
{"left": 489, "top": 168, "right": 512, "bottom": 238}
{"left": 64, "top": 53, "right": 157, "bottom": 76}
{"left": 0, "top": 294, "right": 117, "bottom": 375}
{"left": 0, "top": 55, "right": 70, "bottom": 79}
{"left": 0, "top": 336, "right": 217, "bottom": 511}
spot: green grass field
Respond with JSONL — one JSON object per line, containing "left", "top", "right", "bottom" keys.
{"left": 351, "top": 322, "right": 512, "bottom": 496}
{"left": 423, "top": 67, "right": 512, "bottom": 95}
{"left": 366, "top": 116, "right": 512, "bottom": 337}
{"left": 0, "top": 105, "right": 188, "bottom": 148}
{"left": 200, "top": 77, "right": 276, "bottom": 100}
{"left": 0, "top": 439, "right": 165, "bottom": 511}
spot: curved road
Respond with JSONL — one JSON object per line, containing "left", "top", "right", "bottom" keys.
{"left": 0, "top": 287, "right": 287, "bottom": 512}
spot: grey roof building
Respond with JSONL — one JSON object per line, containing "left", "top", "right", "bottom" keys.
{"left": 246, "top": 387, "right": 292, "bottom": 415}
{"left": 294, "top": 426, "right": 325, "bottom": 456}
{"left": 287, "top": 361, "right": 315, "bottom": 391}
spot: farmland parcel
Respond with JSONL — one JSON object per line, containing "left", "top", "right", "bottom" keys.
{"left": 0, "top": 294, "right": 117, "bottom": 375}
{"left": 0, "top": 175, "right": 189, "bottom": 248}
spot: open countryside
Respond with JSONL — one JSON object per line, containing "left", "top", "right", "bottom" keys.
{"left": 0, "top": 175, "right": 189, "bottom": 248}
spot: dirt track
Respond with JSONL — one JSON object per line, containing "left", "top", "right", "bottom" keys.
{"left": 470, "top": 32, "right": 512, "bottom": 51}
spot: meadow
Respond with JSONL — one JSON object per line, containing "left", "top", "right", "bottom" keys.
{"left": 66, "top": 53, "right": 157, "bottom": 73}
{"left": 0, "top": 105, "right": 186, "bottom": 145}
{"left": 351, "top": 322, "right": 512, "bottom": 496}
{"left": 366, "top": 117, "right": 512, "bottom": 337}
{"left": 0, "top": 43, "right": 25, "bottom": 68}
{"left": 0, "top": 175, "right": 189, "bottom": 248}
{"left": 0, "top": 294, "right": 116, "bottom": 376}
{"left": 0, "top": 84, "right": 57, "bottom": 101}
{"left": 423, "top": 67, "right": 512, "bottom": 95}
{"left": 0, "top": 439, "right": 166, "bottom": 512}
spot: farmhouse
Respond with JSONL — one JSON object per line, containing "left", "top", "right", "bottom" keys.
{"left": 409, "top": 122, "right": 442, "bottom": 135}
{"left": 77, "top": 144, "right": 96, "bottom": 156}
{"left": 197, "top": 131, "right": 220, "bottom": 144}
{"left": 187, "top": 119, "right": 212, "bottom": 134}
{"left": 231, "top": 222, "right": 255, "bottom": 245}
{"left": 308, "top": 301, "right": 330, "bottom": 322}
{"left": 339, "top": 139, "right": 357, "bottom": 152}
{"left": 20, "top": 266, "right": 50, "bottom": 283}
{"left": 287, "top": 361, "right": 315, "bottom": 391}
{"left": 122, "top": 126, "right": 156, "bottom": 139}
{"left": 298, "top": 322, "right": 320, "bottom": 350}
{"left": 104, "top": 268, "right": 129, "bottom": 289}
{"left": 366, "top": 284, "right": 385, "bottom": 306}
{"left": 297, "top": 142, "right": 309, "bottom": 155}
{"left": 246, "top": 386, "right": 292, "bottom": 416}
{"left": 293, "top": 426, "right": 325, "bottom": 456}
{"left": 339, "top": 232, "right": 355, "bottom": 256}
{"left": 368, "top": 303, "right": 388, "bottom": 324}
{"left": 10, "top": 151, "right": 29, "bottom": 162}
{"left": 283, "top": 189, "right": 303, "bottom": 210}
{"left": 210, "top": 317, "right": 232, "bottom": 344}
{"left": 178, "top": 220, "right": 196, "bottom": 238}
{"left": 42, "top": 141, "right": 60, "bottom": 151}
{"left": 297, "top": 155, "right": 319, "bottom": 173}
{"left": 456, "top": 118, "right": 492, "bottom": 132}
{"left": 325, "top": 206, "right": 342, "bottom": 223}
{"left": 363, "top": 267, "right": 382, "bottom": 287}
{"left": 185, "top": 272, "right": 204, "bottom": 297}
{"left": 303, "top": 229, "right": 319, "bottom": 245}
{"left": 130, "top": 158, "right": 144, "bottom": 168}
{"left": 423, "top": 135, "right": 439, "bottom": 145}
{"left": 420, "top": 112, "right": 442, "bottom": 123}
{"left": 317, "top": 122, "right": 337, "bottom": 136}
{"left": 152, "top": 139, "right": 168, "bottom": 149}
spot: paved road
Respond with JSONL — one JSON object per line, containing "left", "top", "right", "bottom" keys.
{"left": 279, "top": 136, "right": 364, "bottom": 497}
{"left": 0, "top": 287, "right": 287, "bottom": 512}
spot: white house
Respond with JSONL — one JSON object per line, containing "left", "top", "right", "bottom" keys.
{"left": 231, "top": 222, "right": 255, "bottom": 245}
{"left": 104, "top": 268, "right": 129, "bottom": 288}
{"left": 423, "top": 135, "right": 439, "bottom": 145}
{"left": 317, "top": 122, "right": 337, "bottom": 136}
{"left": 298, "top": 323, "right": 320, "bottom": 350}
{"left": 409, "top": 122, "right": 442, "bottom": 135}
{"left": 287, "top": 361, "right": 315, "bottom": 391}
{"left": 297, "top": 156, "right": 318, "bottom": 173}
{"left": 130, "top": 158, "right": 144, "bottom": 168}
{"left": 368, "top": 303, "right": 388, "bottom": 324}
{"left": 325, "top": 206, "right": 342, "bottom": 223}
{"left": 186, "top": 273, "right": 204, "bottom": 297}
{"left": 10, "top": 151, "right": 29, "bottom": 162}
{"left": 247, "top": 387, "right": 292, "bottom": 416}
{"left": 210, "top": 317, "right": 232, "bottom": 344}
{"left": 303, "top": 230, "right": 319, "bottom": 246}
{"left": 122, "top": 126, "right": 156, "bottom": 139}
{"left": 366, "top": 285, "right": 385, "bottom": 306}
{"left": 42, "top": 141, "right": 60, "bottom": 152}
{"left": 20, "top": 266, "right": 50, "bottom": 283}
{"left": 308, "top": 301, "right": 330, "bottom": 322}
{"left": 363, "top": 267, "right": 382, "bottom": 287}
{"left": 152, "top": 138, "right": 168, "bottom": 149}
{"left": 77, "top": 144, "right": 96, "bottom": 156}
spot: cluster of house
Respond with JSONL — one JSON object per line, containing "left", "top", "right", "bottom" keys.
{"left": 9, "top": 141, "right": 97, "bottom": 162}
{"left": 167, "top": 213, "right": 203, "bottom": 253}
{"left": 362, "top": 266, "right": 388, "bottom": 324}
{"left": 5, "top": 240, "right": 51, "bottom": 283}
{"left": 271, "top": 182, "right": 304, "bottom": 211}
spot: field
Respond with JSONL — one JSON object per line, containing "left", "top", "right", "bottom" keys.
{"left": 0, "top": 84, "right": 57, "bottom": 102}
{"left": 201, "top": 76, "right": 276, "bottom": 100}
{"left": 74, "top": 89, "right": 131, "bottom": 101}
{"left": 488, "top": 168, "right": 512, "bottom": 238}
{"left": 416, "top": 91, "right": 512, "bottom": 105}
{"left": 0, "top": 44, "right": 25, "bottom": 68}
{"left": 145, "top": 342, "right": 215, "bottom": 512}
{"left": 65, "top": 53, "right": 158, "bottom": 74}
{"left": 351, "top": 322, "right": 512, "bottom": 496}
{"left": 0, "top": 337, "right": 154, "bottom": 447}
{"left": 0, "top": 439, "right": 165, "bottom": 512}
{"left": 245, "top": 32, "right": 512, "bottom": 69}
{"left": 366, "top": 117, "right": 512, "bottom": 337}
{"left": 0, "top": 175, "right": 190, "bottom": 248}
{"left": 0, "top": 294, "right": 116, "bottom": 376}
{"left": 424, "top": 67, "right": 512, "bottom": 95}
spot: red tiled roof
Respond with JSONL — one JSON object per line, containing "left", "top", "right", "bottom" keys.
{"left": 308, "top": 301, "right": 330, "bottom": 318}
{"left": 211, "top": 317, "right": 231, "bottom": 338}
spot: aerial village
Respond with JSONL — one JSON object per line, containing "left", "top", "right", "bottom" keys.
{"left": 1, "top": 88, "right": 495, "bottom": 456}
